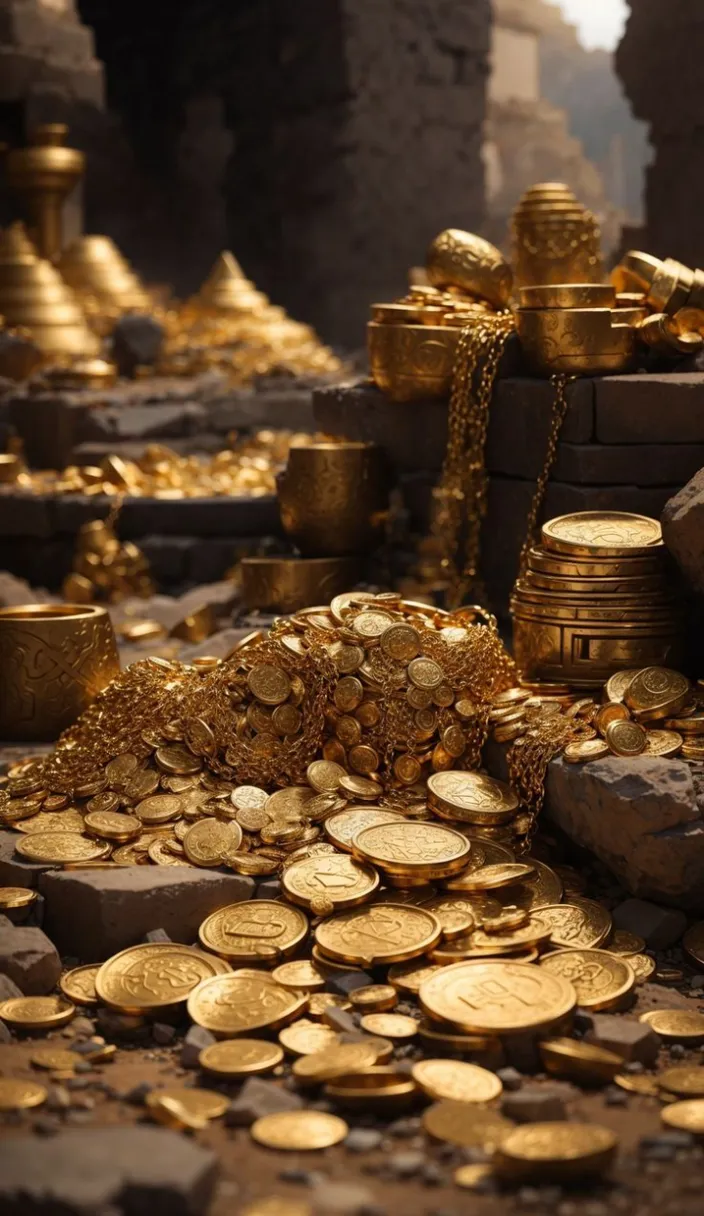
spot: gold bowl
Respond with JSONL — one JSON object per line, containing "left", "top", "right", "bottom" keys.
{"left": 278, "top": 441, "right": 389, "bottom": 556}
{"left": 367, "top": 321, "right": 460, "bottom": 402}
{"left": 516, "top": 307, "right": 637, "bottom": 376}
{"left": 241, "top": 556, "right": 361, "bottom": 614}
{"left": 0, "top": 604, "right": 119, "bottom": 740}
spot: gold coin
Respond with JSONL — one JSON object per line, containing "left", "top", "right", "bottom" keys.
{"left": 625, "top": 667, "right": 691, "bottom": 720}
{"left": 330, "top": 591, "right": 376, "bottom": 623}
{"left": 683, "top": 922, "right": 704, "bottom": 969}
{"left": 353, "top": 610, "right": 394, "bottom": 639}
{"left": 124, "top": 769, "right": 160, "bottom": 801}
{"left": 539, "top": 1037, "right": 623, "bottom": 1085}
{"left": 502, "top": 860, "right": 564, "bottom": 911}
{"left": 135, "top": 794, "right": 184, "bottom": 824}
{"left": 348, "top": 744, "right": 380, "bottom": 774}
{"left": 359, "top": 1012, "right": 418, "bottom": 1039}
{"left": 148, "top": 838, "right": 192, "bottom": 867}
{"left": 643, "top": 729, "right": 683, "bottom": 756}
{"left": 419, "top": 960, "right": 576, "bottom": 1035}
{"left": 593, "top": 702, "right": 630, "bottom": 736}
{"left": 14, "top": 809, "right": 85, "bottom": 835}
{"left": 155, "top": 745, "right": 202, "bottom": 775}
{"left": 307, "top": 760, "right": 346, "bottom": 793}
{"left": 279, "top": 1019, "right": 340, "bottom": 1055}
{"left": 605, "top": 669, "right": 640, "bottom": 703}
{"left": 188, "top": 972, "right": 307, "bottom": 1035}
{"left": 0, "top": 1078, "right": 47, "bottom": 1111}
{"left": 15, "top": 832, "right": 111, "bottom": 864}
{"left": 105, "top": 753, "right": 139, "bottom": 788}
{"left": 393, "top": 754, "right": 422, "bottom": 785}
{"left": 659, "top": 1067, "right": 704, "bottom": 1097}
{"left": 0, "top": 995, "right": 75, "bottom": 1029}
{"left": 608, "top": 930, "right": 645, "bottom": 955}
{"left": 464, "top": 916, "right": 552, "bottom": 955}
{"left": 388, "top": 959, "right": 445, "bottom": 995}
{"left": 337, "top": 775, "right": 381, "bottom": 801}
{"left": 614, "top": 1072, "right": 660, "bottom": 1096}
{"left": 199, "top": 1039, "right": 284, "bottom": 1077}
{"left": 325, "top": 807, "right": 402, "bottom": 852}
{"left": 423, "top": 1100, "right": 513, "bottom": 1148}
{"left": 450, "top": 862, "right": 535, "bottom": 892}
{"left": 661, "top": 1099, "right": 704, "bottom": 1134}
{"left": 640, "top": 1009, "right": 704, "bottom": 1042}
{"left": 422, "top": 895, "right": 476, "bottom": 939}
{"left": 232, "top": 785, "right": 269, "bottom": 812}
{"left": 427, "top": 772, "right": 519, "bottom": 825}
{"left": 406, "top": 656, "right": 443, "bottom": 690}
{"left": 541, "top": 512, "right": 662, "bottom": 557}
{"left": 536, "top": 900, "right": 612, "bottom": 949}
{"left": 324, "top": 1065, "right": 417, "bottom": 1109}
{"left": 333, "top": 676, "right": 364, "bottom": 713}
{"left": 349, "top": 984, "right": 397, "bottom": 1012}
{"left": 247, "top": 664, "right": 292, "bottom": 705}
{"left": 96, "top": 943, "right": 224, "bottom": 1013}
{"left": 282, "top": 853, "right": 379, "bottom": 911}
{"left": 183, "top": 818, "right": 242, "bottom": 867}
{"left": 539, "top": 949, "right": 634, "bottom": 1011}
{"left": 494, "top": 1121, "right": 618, "bottom": 1181}
{"left": 329, "top": 641, "right": 365, "bottom": 673}
{"left": 272, "top": 960, "right": 327, "bottom": 992}
{"left": 60, "top": 964, "right": 100, "bottom": 1006}
{"left": 0, "top": 886, "right": 37, "bottom": 909}
{"left": 266, "top": 787, "right": 315, "bottom": 819}
{"left": 380, "top": 624, "right": 421, "bottom": 661}
{"left": 83, "top": 811, "right": 142, "bottom": 842}
{"left": 353, "top": 821, "right": 470, "bottom": 877}
{"left": 30, "top": 1047, "right": 80, "bottom": 1072}
{"left": 563, "top": 739, "right": 610, "bottom": 763}
{"left": 292, "top": 1041, "right": 382, "bottom": 1085}
{"left": 315, "top": 902, "right": 442, "bottom": 966}
{"left": 251, "top": 1110, "right": 348, "bottom": 1150}
{"left": 147, "top": 1086, "right": 228, "bottom": 1121}
{"left": 412, "top": 1058, "right": 502, "bottom": 1103}
{"left": 482, "top": 906, "right": 529, "bottom": 932}
{"left": 199, "top": 900, "right": 308, "bottom": 962}
{"left": 605, "top": 719, "right": 647, "bottom": 757}
{"left": 454, "top": 1163, "right": 494, "bottom": 1190}
{"left": 628, "top": 953, "right": 656, "bottom": 983}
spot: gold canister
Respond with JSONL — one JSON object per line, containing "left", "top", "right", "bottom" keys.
{"left": 511, "top": 183, "right": 604, "bottom": 288}
{"left": 241, "top": 557, "right": 361, "bottom": 614}
{"left": 0, "top": 604, "right": 120, "bottom": 740}
{"left": 367, "top": 321, "right": 460, "bottom": 402}
{"left": 515, "top": 307, "right": 636, "bottom": 376}
{"left": 278, "top": 441, "right": 389, "bottom": 556}
{"left": 426, "top": 229, "right": 513, "bottom": 309}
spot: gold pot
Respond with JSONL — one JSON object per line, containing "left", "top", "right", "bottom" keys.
{"left": 241, "top": 556, "right": 361, "bottom": 614}
{"left": 0, "top": 604, "right": 120, "bottom": 741}
{"left": 367, "top": 321, "right": 460, "bottom": 402}
{"left": 426, "top": 229, "right": 512, "bottom": 308}
{"left": 516, "top": 307, "right": 637, "bottom": 376}
{"left": 278, "top": 441, "right": 389, "bottom": 556}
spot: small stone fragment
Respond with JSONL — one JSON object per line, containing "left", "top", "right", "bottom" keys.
{"left": 344, "top": 1128, "right": 383, "bottom": 1153}
{"left": 588, "top": 1014, "right": 660, "bottom": 1065}
{"left": 181, "top": 1025, "right": 216, "bottom": 1068}
{"left": 328, "top": 971, "right": 374, "bottom": 997}
{"left": 152, "top": 1023, "right": 177, "bottom": 1046}
{"left": 502, "top": 1085, "right": 567, "bottom": 1123}
{"left": 0, "top": 922, "right": 61, "bottom": 994}
{"left": 144, "top": 928, "right": 172, "bottom": 944}
{"left": 612, "top": 899, "right": 687, "bottom": 949}
{"left": 255, "top": 880, "right": 282, "bottom": 901}
{"left": 387, "top": 1151, "right": 425, "bottom": 1179}
{"left": 313, "top": 1181, "right": 381, "bottom": 1215}
{"left": 497, "top": 1067, "right": 523, "bottom": 1092}
{"left": 322, "top": 1006, "right": 358, "bottom": 1034}
{"left": 224, "top": 1078, "right": 304, "bottom": 1127}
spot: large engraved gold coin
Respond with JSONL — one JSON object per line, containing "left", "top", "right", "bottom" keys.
{"left": 500, "top": 860, "right": 564, "bottom": 911}
{"left": 494, "top": 1121, "right": 618, "bottom": 1181}
{"left": 315, "top": 902, "right": 441, "bottom": 966}
{"left": 427, "top": 772, "right": 519, "bottom": 825}
{"left": 188, "top": 972, "right": 307, "bottom": 1036}
{"left": 353, "top": 821, "right": 470, "bottom": 878}
{"left": 199, "top": 900, "right": 308, "bottom": 962}
{"left": 15, "top": 832, "right": 111, "bottom": 863}
{"left": 60, "top": 964, "right": 100, "bottom": 1006}
{"left": 0, "top": 1078, "right": 47, "bottom": 1111}
{"left": 96, "top": 943, "right": 224, "bottom": 1013}
{"left": 199, "top": 1039, "right": 284, "bottom": 1077}
{"left": 539, "top": 949, "right": 635, "bottom": 1011}
{"left": 251, "top": 1110, "right": 348, "bottom": 1150}
{"left": 0, "top": 995, "right": 75, "bottom": 1029}
{"left": 412, "top": 1059, "right": 502, "bottom": 1103}
{"left": 536, "top": 900, "right": 612, "bottom": 949}
{"left": 541, "top": 512, "right": 663, "bottom": 557}
{"left": 419, "top": 960, "right": 576, "bottom": 1035}
{"left": 183, "top": 818, "right": 242, "bottom": 867}
{"left": 423, "top": 1100, "right": 513, "bottom": 1148}
{"left": 282, "top": 853, "right": 379, "bottom": 911}
{"left": 624, "top": 667, "right": 691, "bottom": 720}
{"left": 325, "top": 807, "right": 403, "bottom": 852}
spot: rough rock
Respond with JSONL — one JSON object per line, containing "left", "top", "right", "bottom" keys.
{"left": 181, "top": 1025, "right": 216, "bottom": 1069}
{"left": 111, "top": 313, "right": 165, "bottom": 377}
{"left": 587, "top": 1015, "right": 660, "bottom": 1065}
{"left": 502, "top": 1085, "right": 569, "bottom": 1123}
{"left": 612, "top": 899, "right": 687, "bottom": 949}
{"left": 224, "top": 1078, "right": 304, "bottom": 1127}
{"left": 0, "top": 830, "right": 55, "bottom": 887}
{"left": 0, "top": 973, "right": 23, "bottom": 1002}
{"left": 662, "top": 467, "right": 704, "bottom": 594}
{"left": 0, "top": 920, "right": 61, "bottom": 994}
{"left": 39, "top": 867, "right": 254, "bottom": 959}
{"left": 312, "top": 1181, "right": 381, "bottom": 1215}
{"left": 344, "top": 1128, "right": 383, "bottom": 1153}
{"left": 545, "top": 756, "right": 704, "bottom": 909}
{"left": 0, "top": 1126, "right": 218, "bottom": 1214}
{"left": 632, "top": 984, "right": 701, "bottom": 1016}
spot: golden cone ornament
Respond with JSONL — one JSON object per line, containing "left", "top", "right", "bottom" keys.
{"left": 0, "top": 224, "right": 99, "bottom": 358}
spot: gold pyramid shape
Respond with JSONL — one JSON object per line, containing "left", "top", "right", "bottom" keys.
{"left": 0, "top": 224, "right": 99, "bottom": 356}
{"left": 193, "top": 250, "right": 268, "bottom": 313}
{"left": 58, "top": 235, "right": 150, "bottom": 312}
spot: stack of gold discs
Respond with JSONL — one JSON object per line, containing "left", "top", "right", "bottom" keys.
{"left": 511, "top": 183, "right": 604, "bottom": 289}
{"left": 516, "top": 282, "right": 639, "bottom": 376}
{"left": 612, "top": 249, "right": 704, "bottom": 353}
{"left": 512, "top": 511, "right": 684, "bottom": 688}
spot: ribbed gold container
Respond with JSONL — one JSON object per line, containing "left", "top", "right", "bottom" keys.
{"left": 512, "top": 183, "right": 604, "bottom": 289}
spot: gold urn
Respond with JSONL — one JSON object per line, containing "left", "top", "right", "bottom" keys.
{"left": 5, "top": 124, "right": 85, "bottom": 262}
{"left": 511, "top": 183, "right": 604, "bottom": 289}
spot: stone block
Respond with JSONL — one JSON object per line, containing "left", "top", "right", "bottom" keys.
{"left": 0, "top": 921, "right": 61, "bottom": 994}
{"left": 206, "top": 386, "right": 317, "bottom": 433}
{"left": 0, "top": 1126, "right": 218, "bottom": 1215}
{"left": 595, "top": 374, "right": 704, "bottom": 444}
{"left": 224, "top": 1077, "right": 303, "bottom": 1127}
{"left": 612, "top": 899, "right": 687, "bottom": 949}
{"left": 111, "top": 314, "right": 165, "bottom": 377}
{"left": 588, "top": 1015, "right": 660, "bottom": 1065}
{"left": 0, "top": 831, "right": 54, "bottom": 887}
{"left": 0, "top": 492, "right": 52, "bottom": 538}
{"left": 502, "top": 1085, "right": 569, "bottom": 1122}
{"left": 39, "top": 867, "right": 255, "bottom": 960}
{"left": 662, "top": 468, "right": 704, "bottom": 594}
{"left": 545, "top": 757, "right": 704, "bottom": 909}
{"left": 82, "top": 402, "right": 207, "bottom": 443}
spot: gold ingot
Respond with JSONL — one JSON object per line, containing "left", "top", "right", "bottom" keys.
{"left": 519, "top": 284, "right": 615, "bottom": 311}
{"left": 367, "top": 320, "right": 460, "bottom": 402}
{"left": 0, "top": 604, "right": 120, "bottom": 740}
{"left": 6, "top": 124, "right": 84, "bottom": 261}
{"left": 516, "top": 307, "right": 636, "bottom": 376}
{"left": 425, "top": 229, "right": 512, "bottom": 308}
{"left": 57, "top": 235, "right": 150, "bottom": 314}
{"left": 0, "top": 224, "right": 99, "bottom": 357}
{"left": 278, "top": 441, "right": 389, "bottom": 556}
{"left": 241, "top": 556, "right": 361, "bottom": 614}
{"left": 512, "top": 183, "right": 603, "bottom": 288}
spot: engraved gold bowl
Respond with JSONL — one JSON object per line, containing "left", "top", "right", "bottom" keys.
{"left": 241, "top": 556, "right": 362, "bottom": 614}
{"left": 278, "top": 441, "right": 389, "bottom": 556}
{"left": 0, "top": 604, "right": 119, "bottom": 740}
{"left": 515, "top": 307, "right": 637, "bottom": 376}
{"left": 367, "top": 320, "right": 461, "bottom": 402}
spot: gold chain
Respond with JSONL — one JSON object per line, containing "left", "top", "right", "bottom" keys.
{"left": 518, "top": 373, "right": 575, "bottom": 577}
{"left": 508, "top": 708, "right": 590, "bottom": 854}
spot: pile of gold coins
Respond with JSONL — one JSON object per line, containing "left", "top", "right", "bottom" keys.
{"left": 62, "top": 517, "right": 154, "bottom": 604}
{"left": 512, "top": 511, "right": 683, "bottom": 688}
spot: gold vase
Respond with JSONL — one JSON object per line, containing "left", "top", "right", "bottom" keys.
{"left": 5, "top": 124, "right": 85, "bottom": 261}
{"left": 0, "top": 224, "right": 99, "bottom": 357}
{"left": 511, "top": 183, "right": 604, "bottom": 288}
{"left": 278, "top": 441, "right": 389, "bottom": 556}
{"left": 0, "top": 604, "right": 120, "bottom": 740}
{"left": 241, "top": 556, "right": 361, "bottom": 613}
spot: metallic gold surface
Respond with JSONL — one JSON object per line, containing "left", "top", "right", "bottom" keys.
{"left": 278, "top": 441, "right": 389, "bottom": 556}
{"left": 512, "top": 183, "right": 604, "bottom": 288}
{"left": 515, "top": 306, "right": 636, "bottom": 376}
{"left": 367, "top": 319, "right": 460, "bottom": 402}
{"left": 425, "top": 229, "right": 512, "bottom": 308}
{"left": 241, "top": 556, "right": 362, "bottom": 614}
{"left": 6, "top": 124, "right": 84, "bottom": 261}
{"left": 0, "top": 223, "right": 99, "bottom": 357}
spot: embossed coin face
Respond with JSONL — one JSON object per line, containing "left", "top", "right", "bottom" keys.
{"left": 353, "top": 821, "right": 470, "bottom": 877}
{"left": 83, "top": 811, "right": 141, "bottom": 842}
{"left": 247, "top": 664, "right": 292, "bottom": 705}
{"left": 0, "top": 886, "right": 37, "bottom": 909}
{"left": 427, "top": 772, "right": 519, "bottom": 825}
{"left": 282, "top": 853, "right": 379, "bottom": 911}
{"left": 30, "top": 1047, "right": 81, "bottom": 1072}
{"left": 539, "top": 948, "right": 635, "bottom": 1011}
{"left": 541, "top": 511, "right": 663, "bottom": 556}
{"left": 643, "top": 729, "right": 683, "bottom": 757}
{"left": 199, "top": 900, "right": 309, "bottom": 961}
{"left": 307, "top": 760, "right": 346, "bottom": 793}
{"left": 563, "top": 739, "right": 610, "bottom": 764}
{"left": 640, "top": 1010, "right": 704, "bottom": 1041}
{"left": 659, "top": 1067, "right": 704, "bottom": 1097}
{"left": 183, "top": 818, "right": 242, "bottom": 867}
{"left": 537, "top": 900, "right": 612, "bottom": 949}
{"left": 0, "top": 1078, "right": 47, "bottom": 1111}
{"left": 199, "top": 1038, "right": 284, "bottom": 1077}
{"left": 60, "top": 964, "right": 100, "bottom": 1006}
{"left": 605, "top": 669, "right": 640, "bottom": 704}
{"left": 494, "top": 1121, "right": 618, "bottom": 1179}
{"left": 608, "top": 930, "right": 645, "bottom": 956}
{"left": 188, "top": 972, "right": 307, "bottom": 1035}
{"left": 359, "top": 1013, "right": 418, "bottom": 1040}
{"left": 501, "top": 860, "right": 564, "bottom": 911}
{"left": 315, "top": 902, "right": 442, "bottom": 966}
{"left": 251, "top": 1110, "right": 348, "bottom": 1151}
{"left": 279, "top": 1018, "right": 340, "bottom": 1056}
{"left": 15, "top": 832, "right": 111, "bottom": 864}
{"left": 627, "top": 953, "right": 656, "bottom": 984}
{"left": 412, "top": 1058, "right": 502, "bottom": 1103}
{"left": 271, "top": 959, "right": 327, "bottom": 992}
{"left": 422, "top": 895, "right": 476, "bottom": 939}
{"left": 0, "top": 995, "right": 75, "bottom": 1029}
{"left": 419, "top": 959, "right": 576, "bottom": 1035}
{"left": 96, "top": 943, "right": 225, "bottom": 1013}
{"left": 625, "top": 667, "right": 691, "bottom": 717}
{"left": 605, "top": 719, "right": 647, "bottom": 757}
{"left": 134, "top": 794, "right": 184, "bottom": 824}
{"left": 325, "top": 807, "right": 402, "bottom": 852}
{"left": 14, "top": 809, "right": 85, "bottom": 835}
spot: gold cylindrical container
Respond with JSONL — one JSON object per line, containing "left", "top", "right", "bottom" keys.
{"left": 426, "top": 229, "right": 512, "bottom": 308}
{"left": 241, "top": 557, "right": 361, "bottom": 614}
{"left": 516, "top": 307, "right": 636, "bottom": 376}
{"left": 511, "top": 183, "right": 604, "bottom": 288}
{"left": 278, "top": 441, "right": 389, "bottom": 556}
{"left": 367, "top": 321, "right": 460, "bottom": 401}
{"left": 0, "top": 604, "right": 120, "bottom": 740}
